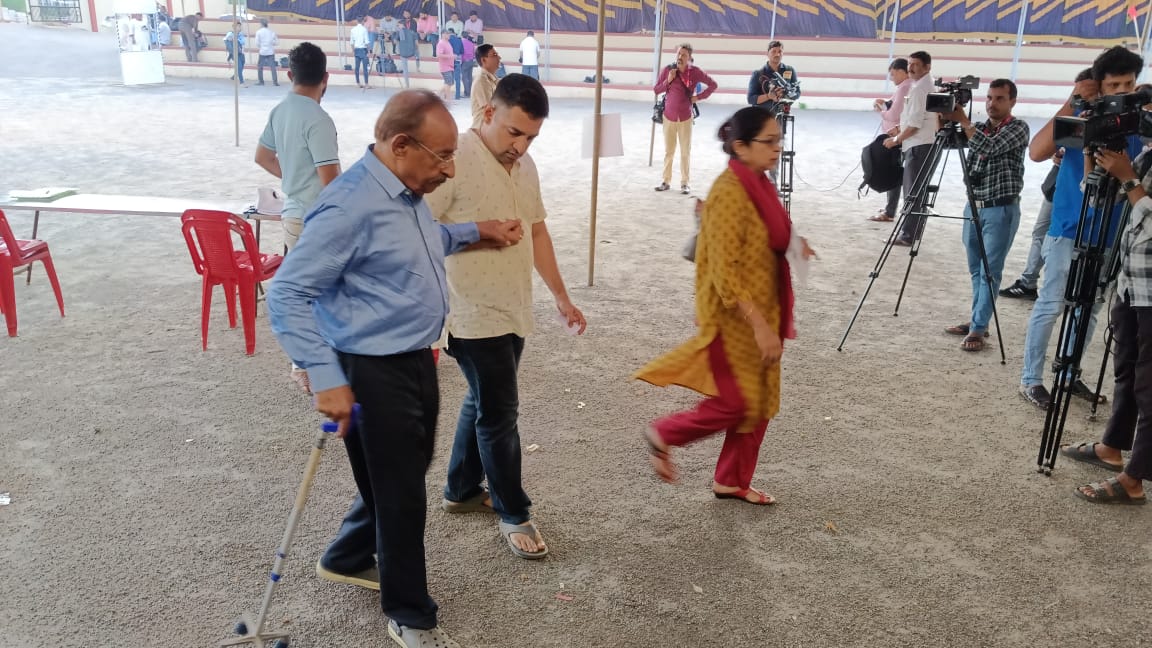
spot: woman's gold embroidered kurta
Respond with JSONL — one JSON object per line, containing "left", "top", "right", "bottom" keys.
{"left": 635, "top": 169, "right": 783, "bottom": 431}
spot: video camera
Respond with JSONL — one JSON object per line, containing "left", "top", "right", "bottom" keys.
{"left": 1054, "top": 87, "right": 1152, "bottom": 152}
{"left": 926, "top": 75, "right": 980, "bottom": 114}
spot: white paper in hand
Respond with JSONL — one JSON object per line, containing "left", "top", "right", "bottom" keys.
{"left": 554, "top": 312, "right": 582, "bottom": 336}
{"left": 785, "top": 230, "right": 810, "bottom": 289}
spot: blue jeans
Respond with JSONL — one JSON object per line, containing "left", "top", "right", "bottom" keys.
{"left": 962, "top": 202, "right": 1020, "bottom": 333}
{"left": 453, "top": 59, "right": 461, "bottom": 99}
{"left": 1020, "top": 235, "right": 1101, "bottom": 386}
{"left": 1018, "top": 198, "right": 1053, "bottom": 289}
{"left": 443, "top": 334, "right": 532, "bottom": 525}
{"left": 522, "top": 64, "right": 539, "bottom": 80}
{"left": 353, "top": 47, "right": 369, "bottom": 84}
{"left": 233, "top": 51, "right": 245, "bottom": 84}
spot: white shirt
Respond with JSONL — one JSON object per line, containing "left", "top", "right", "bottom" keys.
{"left": 426, "top": 129, "right": 548, "bottom": 338}
{"left": 350, "top": 24, "right": 370, "bottom": 49}
{"left": 899, "top": 74, "right": 937, "bottom": 149}
{"left": 519, "top": 36, "right": 540, "bottom": 66}
{"left": 255, "top": 27, "right": 278, "bottom": 56}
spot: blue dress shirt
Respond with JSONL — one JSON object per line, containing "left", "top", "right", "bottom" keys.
{"left": 267, "top": 145, "right": 480, "bottom": 392}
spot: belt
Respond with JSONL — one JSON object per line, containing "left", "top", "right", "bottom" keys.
{"left": 974, "top": 196, "right": 1020, "bottom": 209}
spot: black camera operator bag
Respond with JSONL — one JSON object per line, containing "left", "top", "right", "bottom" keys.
{"left": 652, "top": 94, "right": 666, "bottom": 124}
{"left": 859, "top": 134, "right": 904, "bottom": 194}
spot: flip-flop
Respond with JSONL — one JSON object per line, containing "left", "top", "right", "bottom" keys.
{"left": 1060, "top": 442, "right": 1123, "bottom": 473}
{"left": 441, "top": 488, "right": 493, "bottom": 514}
{"left": 499, "top": 520, "right": 549, "bottom": 560}
{"left": 713, "top": 487, "right": 777, "bottom": 506}
{"left": 944, "top": 323, "right": 989, "bottom": 337}
{"left": 961, "top": 333, "right": 985, "bottom": 352}
{"left": 645, "top": 427, "right": 678, "bottom": 484}
{"left": 1073, "top": 477, "right": 1146, "bottom": 505}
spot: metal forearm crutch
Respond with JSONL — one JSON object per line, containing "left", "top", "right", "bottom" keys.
{"left": 221, "top": 405, "right": 357, "bottom": 648}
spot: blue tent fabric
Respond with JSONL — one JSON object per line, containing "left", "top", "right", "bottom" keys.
{"left": 245, "top": 0, "right": 1140, "bottom": 41}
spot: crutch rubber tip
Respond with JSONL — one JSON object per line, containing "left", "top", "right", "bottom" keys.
{"left": 233, "top": 621, "right": 248, "bottom": 635}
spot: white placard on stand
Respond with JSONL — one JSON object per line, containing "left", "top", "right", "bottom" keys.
{"left": 120, "top": 51, "right": 166, "bottom": 85}
{"left": 581, "top": 113, "right": 624, "bottom": 159}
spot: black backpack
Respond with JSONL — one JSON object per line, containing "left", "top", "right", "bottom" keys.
{"left": 859, "top": 134, "right": 904, "bottom": 195}
{"left": 376, "top": 56, "right": 398, "bottom": 74}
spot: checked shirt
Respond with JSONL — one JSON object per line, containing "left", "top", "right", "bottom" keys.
{"left": 1118, "top": 149, "right": 1152, "bottom": 307}
{"left": 966, "top": 116, "right": 1030, "bottom": 202}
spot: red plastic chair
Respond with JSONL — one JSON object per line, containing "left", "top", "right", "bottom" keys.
{"left": 0, "top": 209, "right": 65, "bottom": 337}
{"left": 180, "top": 209, "right": 282, "bottom": 355}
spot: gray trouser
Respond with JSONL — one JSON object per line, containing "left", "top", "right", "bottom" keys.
{"left": 180, "top": 26, "right": 199, "bottom": 61}
{"left": 1017, "top": 198, "right": 1053, "bottom": 289}
{"left": 899, "top": 143, "right": 933, "bottom": 240}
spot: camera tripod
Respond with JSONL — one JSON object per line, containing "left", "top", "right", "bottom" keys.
{"left": 775, "top": 102, "right": 796, "bottom": 213}
{"left": 1036, "top": 163, "right": 1132, "bottom": 475}
{"left": 838, "top": 120, "right": 1008, "bottom": 364}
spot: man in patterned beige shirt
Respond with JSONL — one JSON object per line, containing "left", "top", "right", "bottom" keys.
{"left": 470, "top": 43, "right": 501, "bottom": 130}
{"left": 427, "top": 74, "right": 586, "bottom": 560}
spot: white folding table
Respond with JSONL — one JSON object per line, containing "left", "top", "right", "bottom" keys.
{"left": 0, "top": 193, "right": 280, "bottom": 289}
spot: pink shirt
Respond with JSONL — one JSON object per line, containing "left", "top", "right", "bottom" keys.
{"left": 417, "top": 16, "right": 438, "bottom": 36}
{"left": 653, "top": 65, "right": 718, "bottom": 123}
{"left": 437, "top": 39, "right": 455, "bottom": 72}
{"left": 880, "top": 78, "right": 912, "bottom": 133}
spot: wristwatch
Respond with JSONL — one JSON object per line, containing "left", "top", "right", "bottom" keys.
{"left": 1122, "top": 178, "right": 1141, "bottom": 193}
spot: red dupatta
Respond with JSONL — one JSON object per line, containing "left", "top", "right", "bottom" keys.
{"left": 727, "top": 158, "right": 796, "bottom": 340}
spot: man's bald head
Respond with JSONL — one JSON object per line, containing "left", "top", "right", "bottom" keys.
{"left": 374, "top": 90, "right": 458, "bottom": 196}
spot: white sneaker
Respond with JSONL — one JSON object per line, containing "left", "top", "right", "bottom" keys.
{"left": 388, "top": 620, "right": 461, "bottom": 648}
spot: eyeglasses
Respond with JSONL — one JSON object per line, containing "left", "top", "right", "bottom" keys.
{"left": 749, "top": 138, "right": 778, "bottom": 145}
{"left": 405, "top": 135, "right": 456, "bottom": 167}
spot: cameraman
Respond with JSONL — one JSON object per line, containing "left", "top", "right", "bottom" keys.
{"left": 747, "top": 40, "right": 800, "bottom": 115}
{"left": 883, "top": 51, "right": 936, "bottom": 246}
{"left": 1018, "top": 46, "right": 1145, "bottom": 410}
{"left": 1056, "top": 144, "right": 1152, "bottom": 504}
{"left": 940, "top": 79, "right": 1030, "bottom": 352}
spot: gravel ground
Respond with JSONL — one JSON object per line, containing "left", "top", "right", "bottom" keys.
{"left": 1, "top": 22, "right": 1150, "bottom": 648}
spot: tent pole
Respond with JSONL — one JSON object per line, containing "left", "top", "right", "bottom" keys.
{"left": 544, "top": 0, "right": 551, "bottom": 81}
{"left": 233, "top": 0, "right": 239, "bottom": 147}
{"left": 588, "top": 0, "right": 607, "bottom": 287}
{"left": 648, "top": 0, "right": 666, "bottom": 167}
{"left": 1143, "top": 0, "right": 1152, "bottom": 82}
{"left": 231, "top": 0, "right": 238, "bottom": 145}
{"left": 1009, "top": 0, "right": 1029, "bottom": 81}
{"left": 886, "top": 0, "right": 900, "bottom": 60}
{"left": 769, "top": 0, "right": 778, "bottom": 41}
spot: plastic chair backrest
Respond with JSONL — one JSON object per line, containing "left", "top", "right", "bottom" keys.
{"left": 0, "top": 210, "right": 21, "bottom": 252}
{"left": 180, "top": 209, "right": 263, "bottom": 281}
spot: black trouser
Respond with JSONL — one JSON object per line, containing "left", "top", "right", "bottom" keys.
{"left": 257, "top": 54, "right": 278, "bottom": 85}
{"left": 1102, "top": 295, "right": 1152, "bottom": 481}
{"left": 321, "top": 349, "right": 440, "bottom": 629}
{"left": 899, "top": 143, "right": 932, "bottom": 240}
{"left": 884, "top": 186, "right": 900, "bottom": 219}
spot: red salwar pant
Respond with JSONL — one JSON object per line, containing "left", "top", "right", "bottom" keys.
{"left": 651, "top": 335, "right": 768, "bottom": 489}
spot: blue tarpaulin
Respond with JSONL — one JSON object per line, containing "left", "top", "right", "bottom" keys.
{"left": 244, "top": 0, "right": 1144, "bottom": 41}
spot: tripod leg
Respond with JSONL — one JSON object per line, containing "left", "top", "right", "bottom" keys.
{"left": 1089, "top": 322, "right": 1114, "bottom": 421}
{"left": 839, "top": 129, "right": 948, "bottom": 347}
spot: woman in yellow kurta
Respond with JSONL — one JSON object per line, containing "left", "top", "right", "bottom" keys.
{"left": 636, "top": 106, "right": 806, "bottom": 505}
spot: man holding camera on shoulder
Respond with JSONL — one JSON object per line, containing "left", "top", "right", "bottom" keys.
{"left": 939, "top": 79, "right": 1030, "bottom": 352}
{"left": 1017, "top": 46, "right": 1145, "bottom": 410}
